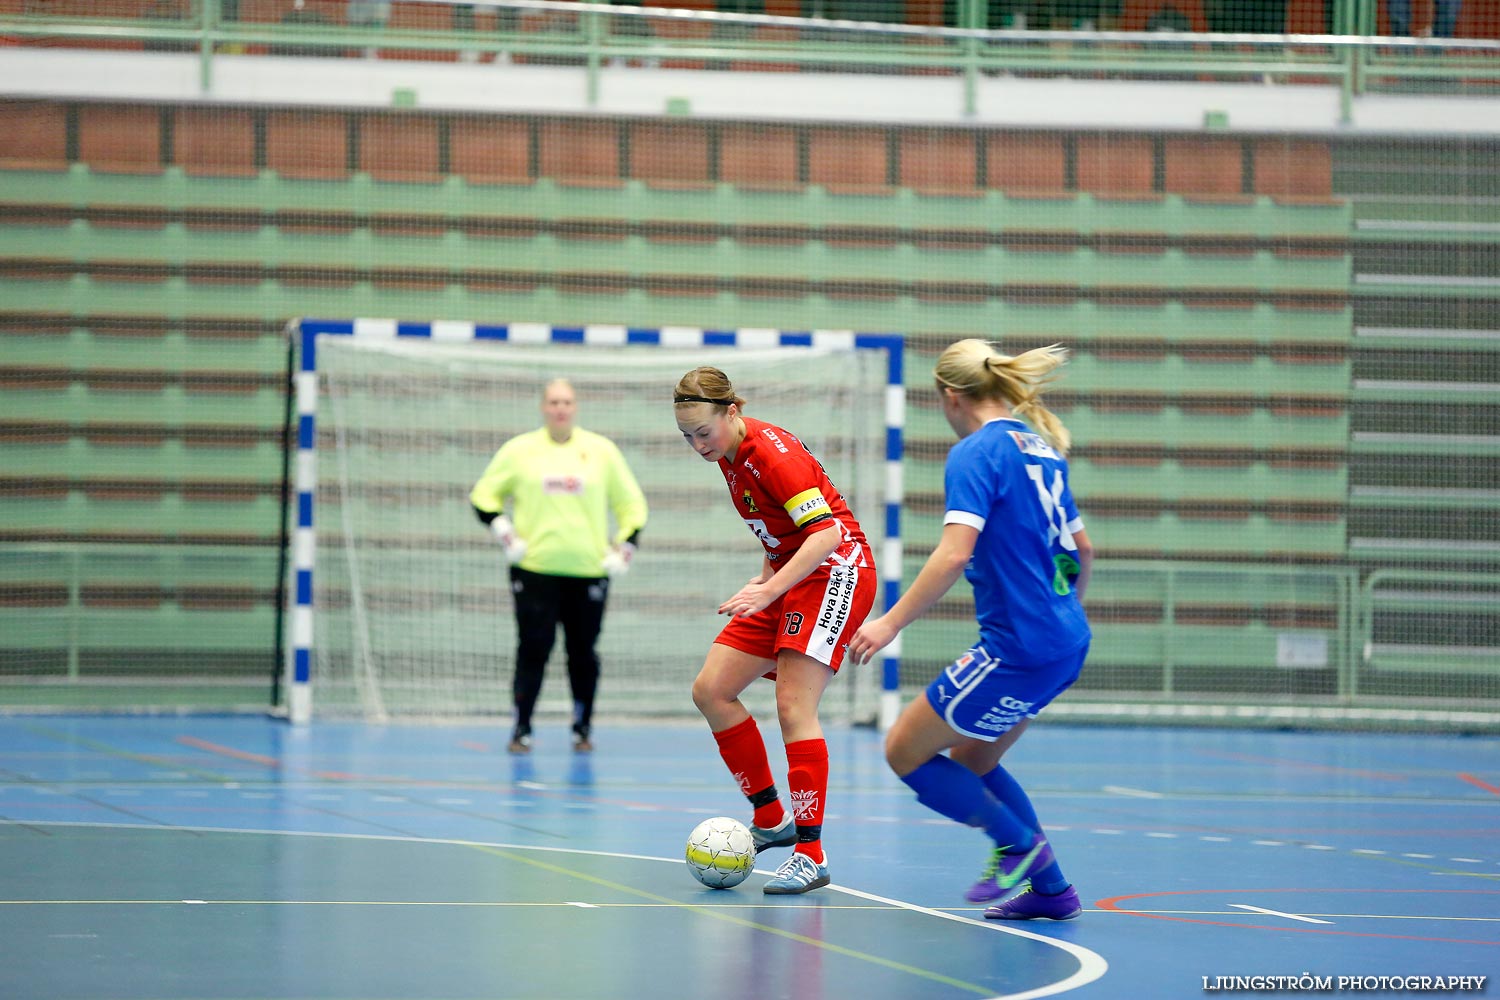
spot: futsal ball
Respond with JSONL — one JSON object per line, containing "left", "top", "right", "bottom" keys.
{"left": 685, "top": 816, "right": 756, "bottom": 889}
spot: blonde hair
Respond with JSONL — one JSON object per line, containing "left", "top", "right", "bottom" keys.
{"left": 672, "top": 367, "right": 746, "bottom": 412}
{"left": 935, "top": 339, "right": 1072, "bottom": 454}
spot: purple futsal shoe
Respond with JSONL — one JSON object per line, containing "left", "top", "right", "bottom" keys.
{"left": 984, "top": 884, "right": 1083, "bottom": 921}
{"left": 964, "top": 838, "right": 1056, "bottom": 903}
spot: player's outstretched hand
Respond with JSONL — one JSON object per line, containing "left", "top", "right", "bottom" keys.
{"left": 718, "top": 579, "right": 774, "bottom": 618}
{"left": 847, "top": 614, "right": 898, "bottom": 665}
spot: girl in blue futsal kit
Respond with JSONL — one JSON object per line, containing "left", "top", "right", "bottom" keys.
{"left": 847, "top": 339, "right": 1093, "bottom": 921}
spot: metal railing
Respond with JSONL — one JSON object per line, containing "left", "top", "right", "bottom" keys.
{"left": 2, "top": 542, "right": 1495, "bottom": 723}
{"left": 2, "top": 0, "right": 1498, "bottom": 122}
{"left": 1355, "top": 568, "right": 1500, "bottom": 694}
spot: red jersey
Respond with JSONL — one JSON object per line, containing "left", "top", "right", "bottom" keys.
{"left": 717, "top": 417, "right": 871, "bottom": 569}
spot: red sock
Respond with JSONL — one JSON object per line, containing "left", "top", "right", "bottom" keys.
{"left": 712, "top": 717, "right": 783, "bottom": 829}
{"left": 785, "top": 738, "right": 829, "bottom": 864}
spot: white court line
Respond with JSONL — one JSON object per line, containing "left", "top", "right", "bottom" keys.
{"left": 1228, "top": 903, "right": 1333, "bottom": 925}
{"left": 1102, "top": 785, "right": 1163, "bottom": 799}
{"left": 1139, "top": 909, "right": 1500, "bottom": 924}
{"left": 829, "top": 882, "right": 1109, "bottom": 1000}
{"left": 1, "top": 821, "right": 1110, "bottom": 1000}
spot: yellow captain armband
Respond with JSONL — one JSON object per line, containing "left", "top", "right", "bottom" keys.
{"left": 784, "top": 487, "right": 832, "bottom": 528}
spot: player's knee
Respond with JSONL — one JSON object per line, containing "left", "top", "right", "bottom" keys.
{"left": 883, "top": 731, "right": 914, "bottom": 775}
{"left": 882, "top": 715, "right": 926, "bottom": 777}
{"left": 773, "top": 689, "right": 817, "bottom": 735}
{"left": 690, "top": 673, "right": 723, "bottom": 715}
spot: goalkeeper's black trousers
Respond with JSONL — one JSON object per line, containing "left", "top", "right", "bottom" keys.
{"left": 509, "top": 567, "right": 610, "bottom": 734}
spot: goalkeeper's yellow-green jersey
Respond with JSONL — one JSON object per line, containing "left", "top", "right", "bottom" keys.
{"left": 470, "top": 426, "right": 648, "bottom": 578}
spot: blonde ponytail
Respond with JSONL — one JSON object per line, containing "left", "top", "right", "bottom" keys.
{"left": 936, "top": 340, "right": 1073, "bottom": 454}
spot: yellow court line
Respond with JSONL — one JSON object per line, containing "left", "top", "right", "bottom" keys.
{"left": 0, "top": 819, "right": 1106, "bottom": 999}
{"left": 471, "top": 844, "right": 999, "bottom": 997}
{"left": 1348, "top": 852, "right": 1500, "bottom": 881}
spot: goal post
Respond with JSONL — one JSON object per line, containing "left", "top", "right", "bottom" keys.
{"left": 285, "top": 318, "right": 905, "bottom": 728}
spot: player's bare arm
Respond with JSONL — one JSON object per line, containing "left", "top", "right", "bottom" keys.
{"left": 717, "top": 520, "right": 840, "bottom": 618}
{"left": 748, "top": 554, "right": 775, "bottom": 586}
{"left": 1072, "top": 527, "right": 1094, "bottom": 600}
{"left": 848, "top": 523, "right": 978, "bottom": 665}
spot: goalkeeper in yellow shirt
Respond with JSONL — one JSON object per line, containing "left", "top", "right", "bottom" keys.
{"left": 470, "top": 378, "right": 648, "bottom": 754}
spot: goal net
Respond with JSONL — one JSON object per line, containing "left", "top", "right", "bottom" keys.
{"left": 295, "top": 322, "right": 896, "bottom": 726}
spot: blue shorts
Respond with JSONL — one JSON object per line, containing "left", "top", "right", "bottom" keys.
{"left": 923, "top": 642, "right": 1089, "bottom": 742}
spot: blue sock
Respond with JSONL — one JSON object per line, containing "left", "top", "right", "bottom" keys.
{"left": 979, "top": 764, "right": 1068, "bottom": 895}
{"left": 978, "top": 763, "right": 1040, "bottom": 830}
{"left": 900, "top": 756, "right": 1034, "bottom": 850}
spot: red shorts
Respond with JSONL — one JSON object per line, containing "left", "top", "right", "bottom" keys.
{"left": 714, "top": 561, "right": 877, "bottom": 675}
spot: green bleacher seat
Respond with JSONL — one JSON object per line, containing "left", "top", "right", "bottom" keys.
{"left": 0, "top": 107, "right": 1365, "bottom": 709}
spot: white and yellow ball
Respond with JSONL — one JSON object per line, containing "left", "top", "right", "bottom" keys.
{"left": 685, "top": 816, "right": 756, "bottom": 889}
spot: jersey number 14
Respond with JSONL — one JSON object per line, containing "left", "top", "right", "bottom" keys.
{"left": 1025, "top": 465, "right": 1082, "bottom": 596}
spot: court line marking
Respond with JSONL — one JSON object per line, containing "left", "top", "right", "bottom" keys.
{"left": 7, "top": 781, "right": 1500, "bottom": 871}
{"left": 1190, "top": 750, "right": 1407, "bottom": 782}
{"left": 1227, "top": 903, "right": 1332, "bottom": 924}
{"left": 0, "top": 820, "right": 1109, "bottom": 1000}
{"left": 1102, "top": 785, "right": 1163, "bottom": 799}
{"left": 5, "top": 901, "right": 1497, "bottom": 924}
{"left": 1459, "top": 773, "right": 1500, "bottom": 797}
{"left": 12, "top": 771, "right": 1497, "bottom": 810}
{"left": 1105, "top": 910, "right": 1500, "bottom": 923}
{"left": 479, "top": 844, "right": 1005, "bottom": 996}
{"left": 828, "top": 882, "right": 1108, "bottom": 1000}
{"left": 1097, "top": 888, "right": 1500, "bottom": 945}
{"left": 11, "top": 723, "right": 232, "bottom": 784}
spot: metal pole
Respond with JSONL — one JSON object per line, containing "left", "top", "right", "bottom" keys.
{"left": 67, "top": 546, "right": 80, "bottom": 682}
{"left": 961, "top": 0, "right": 980, "bottom": 118}
{"left": 1162, "top": 565, "right": 1175, "bottom": 695}
{"left": 271, "top": 325, "right": 296, "bottom": 711}
{"left": 199, "top": 0, "right": 220, "bottom": 94}
{"left": 584, "top": 0, "right": 603, "bottom": 109}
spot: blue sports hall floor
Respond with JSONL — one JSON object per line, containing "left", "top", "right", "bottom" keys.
{"left": 0, "top": 714, "right": 1495, "bottom": 999}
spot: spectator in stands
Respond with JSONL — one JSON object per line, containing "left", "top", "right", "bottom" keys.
{"left": 470, "top": 379, "right": 649, "bottom": 755}
{"left": 143, "top": 0, "right": 192, "bottom": 51}
{"left": 1389, "top": 0, "right": 1460, "bottom": 38}
{"left": 348, "top": 0, "right": 389, "bottom": 58}
{"left": 1057, "top": 0, "right": 1115, "bottom": 29}
{"left": 1146, "top": 3, "right": 1191, "bottom": 31}
{"left": 273, "top": 0, "right": 345, "bottom": 57}
{"left": 1207, "top": 0, "right": 1284, "bottom": 33}
{"left": 453, "top": 3, "right": 517, "bottom": 62}
{"left": 946, "top": 0, "right": 1118, "bottom": 30}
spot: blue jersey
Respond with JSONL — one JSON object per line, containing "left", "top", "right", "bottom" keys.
{"left": 943, "top": 418, "right": 1091, "bottom": 664}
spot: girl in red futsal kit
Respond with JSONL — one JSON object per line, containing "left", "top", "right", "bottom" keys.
{"left": 674, "top": 366, "right": 877, "bottom": 895}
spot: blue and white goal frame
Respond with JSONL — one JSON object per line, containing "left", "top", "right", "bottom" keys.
{"left": 286, "top": 318, "right": 906, "bottom": 728}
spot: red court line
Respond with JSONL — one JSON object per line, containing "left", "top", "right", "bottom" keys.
{"left": 174, "top": 736, "right": 377, "bottom": 781}
{"left": 1096, "top": 888, "right": 1500, "bottom": 945}
{"left": 176, "top": 736, "right": 281, "bottom": 768}
{"left": 1459, "top": 772, "right": 1500, "bottom": 796}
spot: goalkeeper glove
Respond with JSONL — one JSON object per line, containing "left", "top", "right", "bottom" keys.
{"left": 601, "top": 541, "right": 636, "bottom": 578}
{"left": 489, "top": 516, "right": 528, "bottom": 563}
